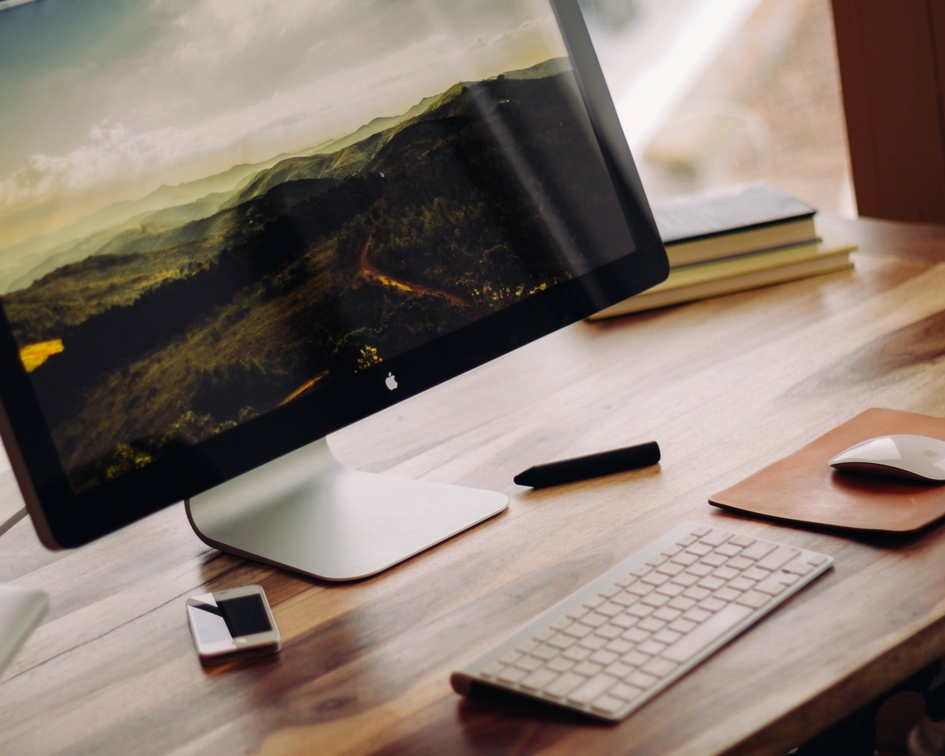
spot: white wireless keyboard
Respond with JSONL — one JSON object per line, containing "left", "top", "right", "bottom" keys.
{"left": 451, "top": 521, "right": 832, "bottom": 721}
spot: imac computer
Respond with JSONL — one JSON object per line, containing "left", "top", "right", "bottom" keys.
{"left": 0, "top": 0, "right": 668, "bottom": 586}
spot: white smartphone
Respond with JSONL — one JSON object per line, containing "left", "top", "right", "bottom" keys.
{"left": 185, "top": 585, "right": 281, "bottom": 665}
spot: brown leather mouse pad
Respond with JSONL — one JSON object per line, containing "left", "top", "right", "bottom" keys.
{"left": 709, "top": 408, "right": 945, "bottom": 532}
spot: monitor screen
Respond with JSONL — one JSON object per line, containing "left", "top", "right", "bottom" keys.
{"left": 0, "top": 0, "right": 667, "bottom": 547}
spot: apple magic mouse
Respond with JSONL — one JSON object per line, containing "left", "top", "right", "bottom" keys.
{"left": 829, "top": 434, "right": 945, "bottom": 482}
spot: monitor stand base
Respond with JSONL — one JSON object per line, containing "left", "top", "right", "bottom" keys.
{"left": 185, "top": 437, "right": 508, "bottom": 581}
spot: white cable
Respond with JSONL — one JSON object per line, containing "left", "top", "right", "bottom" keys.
{"left": 0, "top": 507, "right": 27, "bottom": 539}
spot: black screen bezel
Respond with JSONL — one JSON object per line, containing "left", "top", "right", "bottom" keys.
{"left": 0, "top": 0, "right": 669, "bottom": 549}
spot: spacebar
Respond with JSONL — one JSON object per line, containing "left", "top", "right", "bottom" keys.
{"left": 662, "top": 603, "right": 754, "bottom": 664}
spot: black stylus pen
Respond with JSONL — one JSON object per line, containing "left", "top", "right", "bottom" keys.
{"left": 513, "top": 441, "right": 661, "bottom": 488}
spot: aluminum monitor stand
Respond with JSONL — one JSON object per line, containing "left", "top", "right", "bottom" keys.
{"left": 185, "top": 437, "right": 508, "bottom": 581}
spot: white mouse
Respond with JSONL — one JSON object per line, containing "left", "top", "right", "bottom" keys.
{"left": 829, "top": 434, "right": 945, "bottom": 482}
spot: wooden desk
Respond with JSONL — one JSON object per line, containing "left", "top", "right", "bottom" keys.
{"left": 2, "top": 215, "right": 945, "bottom": 756}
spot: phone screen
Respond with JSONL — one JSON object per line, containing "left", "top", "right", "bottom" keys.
{"left": 189, "top": 594, "right": 273, "bottom": 644}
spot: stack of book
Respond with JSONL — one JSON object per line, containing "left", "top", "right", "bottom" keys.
{"left": 589, "top": 181, "right": 856, "bottom": 319}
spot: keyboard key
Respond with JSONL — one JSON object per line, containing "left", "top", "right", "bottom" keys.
{"left": 729, "top": 535, "right": 755, "bottom": 547}
{"left": 622, "top": 628, "right": 649, "bottom": 645}
{"left": 653, "top": 629, "right": 682, "bottom": 645}
{"left": 713, "top": 587, "right": 741, "bottom": 603}
{"left": 683, "top": 607, "right": 711, "bottom": 623}
{"left": 661, "top": 544, "right": 683, "bottom": 557}
{"left": 579, "top": 635, "right": 608, "bottom": 651}
{"left": 516, "top": 639, "right": 539, "bottom": 654}
{"left": 713, "top": 566, "right": 739, "bottom": 581}
{"left": 683, "top": 586, "right": 711, "bottom": 601}
{"left": 600, "top": 585, "right": 622, "bottom": 598}
{"left": 637, "top": 617, "right": 665, "bottom": 633}
{"left": 609, "top": 682, "right": 645, "bottom": 701}
{"left": 611, "top": 613, "right": 639, "bottom": 630}
{"left": 563, "top": 646, "right": 592, "bottom": 662}
{"left": 597, "top": 602, "right": 624, "bottom": 617}
{"left": 612, "top": 591, "right": 638, "bottom": 606}
{"left": 628, "top": 604, "right": 654, "bottom": 619}
{"left": 641, "top": 657, "right": 678, "bottom": 678}
{"left": 638, "top": 639, "right": 667, "bottom": 656}
{"left": 620, "top": 651, "right": 649, "bottom": 669}
{"left": 564, "top": 622, "right": 594, "bottom": 638}
{"left": 727, "top": 557, "right": 753, "bottom": 571}
{"left": 548, "top": 633, "right": 576, "bottom": 649}
{"left": 567, "top": 673, "right": 617, "bottom": 705}
{"left": 521, "top": 668, "right": 559, "bottom": 691}
{"left": 591, "top": 694, "right": 627, "bottom": 715}
{"left": 699, "top": 529, "right": 731, "bottom": 547}
{"left": 670, "top": 573, "right": 700, "bottom": 588}
{"left": 646, "top": 554, "right": 668, "bottom": 567}
{"left": 532, "top": 645, "right": 559, "bottom": 661}
{"left": 499, "top": 650, "right": 522, "bottom": 665}
{"left": 668, "top": 596, "right": 697, "bottom": 612}
{"left": 687, "top": 563, "right": 713, "bottom": 577}
{"left": 758, "top": 547, "right": 800, "bottom": 572}
{"left": 515, "top": 655, "right": 544, "bottom": 672}
{"left": 783, "top": 559, "right": 814, "bottom": 576}
{"left": 736, "top": 591, "right": 771, "bottom": 609}
{"left": 498, "top": 666, "right": 529, "bottom": 684}
{"left": 641, "top": 593, "right": 670, "bottom": 608}
{"left": 700, "top": 553, "right": 727, "bottom": 568}
{"left": 755, "top": 579, "right": 786, "bottom": 596}
{"left": 656, "top": 562, "right": 686, "bottom": 576}
{"left": 547, "top": 657, "right": 575, "bottom": 673}
{"left": 534, "top": 628, "right": 555, "bottom": 642}
{"left": 697, "top": 576, "right": 725, "bottom": 591}
{"left": 583, "top": 596, "right": 605, "bottom": 610}
{"left": 574, "top": 661, "right": 603, "bottom": 676}
{"left": 605, "top": 661, "right": 633, "bottom": 678}
{"left": 628, "top": 582, "right": 654, "bottom": 597}
{"left": 671, "top": 551, "right": 699, "bottom": 567}
{"left": 594, "top": 624, "right": 623, "bottom": 640}
{"left": 544, "top": 672, "right": 588, "bottom": 699}
{"left": 691, "top": 526, "right": 711, "bottom": 537}
{"left": 641, "top": 572, "right": 670, "bottom": 587}
{"left": 715, "top": 543, "right": 742, "bottom": 557}
{"left": 581, "top": 612, "right": 609, "bottom": 628}
{"left": 656, "top": 582, "right": 686, "bottom": 598}
{"left": 550, "top": 617, "right": 572, "bottom": 631}
{"left": 728, "top": 577, "right": 755, "bottom": 592}
{"left": 743, "top": 567, "right": 768, "bottom": 582}
{"left": 606, "top": 639, "right": 633, "bottom": 655}
{"left": 686, "top": 543, "right": 713, "bottom": 557}
{"left": 653, "top": 607, "right": 682, "bottom": 623}
{"left": 567, "top": 606, "right": 590, "bottom": 620}
{"left": 741, "top": 541, "right": 777, "bottom": 560}
{"left": 627, "top": 670, "right": 659, "bottom": 689}
{"left": 662, "top": 603, "right": 753, "bottom": 663}
{"left": 589, "top": 649, "right": 619, "bottom": 666}
{"left": 481, "top": 661, "right": 505, "bottom": 678}
{"left": 668, "top": 618, "right": 696, "bottom": 634}
{"left": 699, "top": 597, "right": 726, "bottom": 613}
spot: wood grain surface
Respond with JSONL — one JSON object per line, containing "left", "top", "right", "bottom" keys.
{"left": 2, "top": 215, "right": 945, "bottom": 755}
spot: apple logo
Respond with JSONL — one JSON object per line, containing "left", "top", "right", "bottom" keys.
{"left": 385, "top": 372, "right": 398, "bottom": 391}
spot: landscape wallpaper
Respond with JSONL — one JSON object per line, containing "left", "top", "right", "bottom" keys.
{"left": 0, "top": 0, "right": 633, "bottom": 492}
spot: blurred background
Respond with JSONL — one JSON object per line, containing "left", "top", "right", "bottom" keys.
{"left": 580, "top": 0, "right": 855, "bottom": 216}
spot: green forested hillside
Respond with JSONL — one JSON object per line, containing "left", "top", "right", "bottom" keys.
{"left": 4, "top": 58, "right": 633, "bottom": 492}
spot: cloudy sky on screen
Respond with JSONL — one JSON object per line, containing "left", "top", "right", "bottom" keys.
{"left": 0, "top": 0, "right": 565, "bottom": 251}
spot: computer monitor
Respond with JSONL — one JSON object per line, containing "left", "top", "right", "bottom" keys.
{"left": 0, "top": 0, "right": 667, "bottom": 579}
